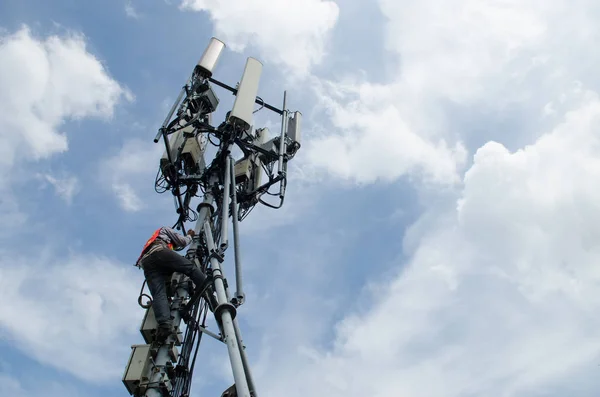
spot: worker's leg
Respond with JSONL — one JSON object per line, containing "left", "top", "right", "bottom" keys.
{"left": 141, "top": 255, "right": 172, "bottom": 327}
{"left": 150, "top": 248, "right": 209, "bottom": 291}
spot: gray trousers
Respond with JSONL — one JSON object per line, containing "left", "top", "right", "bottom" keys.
{"left": 141, "top": 247, "right": 208, "bottom": 326}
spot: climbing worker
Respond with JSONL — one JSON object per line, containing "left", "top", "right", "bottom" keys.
{"left": 136, "top": 226, "right": 211, "bottom": 342}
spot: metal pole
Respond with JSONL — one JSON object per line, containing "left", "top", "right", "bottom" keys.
{"left": 277, "top": 91, "right": 288, "bottom": 175}
{"left": 230, "top": 155, "right": 245, "bottom": 304}
{"left": 208, "top": 77, "right": 283, "bottom": 115}
{"left": 193, "top": 196, "right": 215, "bottom": 241}
{"left": 220, "top": 147, "right": 231, "bottom": 250}
{"left": 154, "top": 85, "right": 187, "bottom": 143}
{"left": 232, "top": 317, "right": 257, "bottom": 397}
{"left": 223, "top": 276, "right": 256, "bottom": 397}
{"left": 203, "top": 221, "right": 251, "bottom": 397}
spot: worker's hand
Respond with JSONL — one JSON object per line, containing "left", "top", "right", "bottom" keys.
{"left": 187, "top": 229, "right": 196, "bottom": 237}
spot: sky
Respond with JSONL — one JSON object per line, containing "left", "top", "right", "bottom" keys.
{"left": 1, "top": 0, "right": 600, "bottom": 396}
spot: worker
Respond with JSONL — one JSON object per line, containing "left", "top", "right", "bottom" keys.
{"left": 136, "top": 226, "right": 211, "bottom": 342}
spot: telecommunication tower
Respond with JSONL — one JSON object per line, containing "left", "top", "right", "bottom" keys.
{"left": 122, "top": 37, "right": 302, "bottom": 397}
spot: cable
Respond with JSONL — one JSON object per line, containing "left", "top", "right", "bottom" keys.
{"left": 207, "top": 133, "right": 220, "bottom": 147}
{"left": 137, "top": 280, "right": 152, "bottom": 309}
{"left": 261, "top": 161, "right": 271, "bottom": 178}
{"left": 174, "top": 298, "right": 206, "bottom": 397}
{"left": 155, "top": 167, "right": 170, "bottom": 194}
{"left": 187, "top": 207, "right": 199, "bottom": 222}
{"left": 171, "top": 231, "right": 214, "bottom": 397}
{"left": 258, "top": 195, "right": 284, "bottom": 209}
{"left": 253, "top": 96, "right": 265, "bottom": 114}
{"left": 185, "top": 302, "right": 208, "bottom": 395}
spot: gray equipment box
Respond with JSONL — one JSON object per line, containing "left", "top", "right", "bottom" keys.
{"left": 140, "top": 306, "right": 158, "bottom": 344}
{"left": 140, "top": 306, "right": 183, "bottom": 346}
{"left": 140, "top": 306, "right": 158, "bottom": 343}
{"left": 122, "top": 344, "right": 153, "bottom": 395}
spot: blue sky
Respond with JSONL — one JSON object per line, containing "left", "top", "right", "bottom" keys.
{"left": 2, "top": 1, "right": 600, "bottom": 397}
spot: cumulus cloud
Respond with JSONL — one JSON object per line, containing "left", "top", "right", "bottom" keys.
{"left": 0, "top": 26, "right": 129, "bottom": 231}
{"left": 457, "top": 92, "right": 600, "bottom": 305}
{"left": 0, "top": 25, "right": 141, "bottom": 384}
{"left": 378, "top": 0, "right": 548, "bottom": 103}
{"left": 0, "top": 26, "right": 131, "bottom": 167}
{"left": 302, "top": 0, "right": 600, "bottom": 186}
{"left": 304, "top": 79, "right": 468, "bottom": 185}
{"left": 252, "top": 86, "right": 600, "bottom": 397}
{"left": 179, "top": 0, "right": 339, "bottom": 75}
{"left": 0, "top": 252, "right": 141, "bottom": 382}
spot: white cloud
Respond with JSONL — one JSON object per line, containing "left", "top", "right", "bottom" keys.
{"left": 100, "top": 138, "right": 163, "bottom": 212}
{"left": 125, "top": 1, "right": 140, "bottom": 19}
{"left": 38, "top": 173, "right": 80, "bottom": 204}
{"left": 378, "top": 0, "right": 548, "bottom": 103}
{"left": 0, "top": 251, "right": 141, "bottom": 382}
{"left": 0, "top": 26, "right": 131, "bottom": 167}
{"left": 301, "top": 0, "right": 600, "bottom": 186}
{"left": 0, "top": 26, "right": 129, "bottom": 232}
{"left": 303, "top": 79, "right": 468, "bottom": 185}
{"left": 0, "top": 26, "right": 142, "bottom": 384}
{"left": 457, "top": 92, "right": 600, "bottom": 304}
{"left": 254, "top": 88, "right": 600, "bottom": 397}
{"left": 179, "top": 0, "right": 339, "bottom": 75}
{"left": 114, "top": 182, "right": 144, "bottom": 211}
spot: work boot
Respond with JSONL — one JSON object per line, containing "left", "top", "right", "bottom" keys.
{"left": 156, "top": 323, "right": 173, "bottom": 343}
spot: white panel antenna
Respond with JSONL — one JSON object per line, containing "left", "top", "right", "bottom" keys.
{"left": 229, "top": 58, "right": 263, "bottom": 130}
{"left": 196, "top": 37, "right": 226, "bottom": 78}
{"left": 251, "top": 128, "right": 269, "bottom": 188}
{"left": 287, "top": 111, "right": 302, "bottom": 146}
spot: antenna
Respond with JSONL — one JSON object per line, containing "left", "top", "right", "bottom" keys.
{"left": 123, "top": 37, "right": 302, "bottom": 397}
{"left": 287, "top": 111, "right": 302, "bottom": 147}
{"left": 229, "top": 57, "right": 263, "bottom": 130}
{"left": 196, "top": 37, "right": 225, "bottom": 78}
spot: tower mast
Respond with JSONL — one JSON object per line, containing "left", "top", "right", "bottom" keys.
{"left": 122, "top": 37, "right": 302, "bottom": 397}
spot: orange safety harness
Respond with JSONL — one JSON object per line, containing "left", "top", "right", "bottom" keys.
{"left": 136, "top": 228, "right": 174, "bottom": 264}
